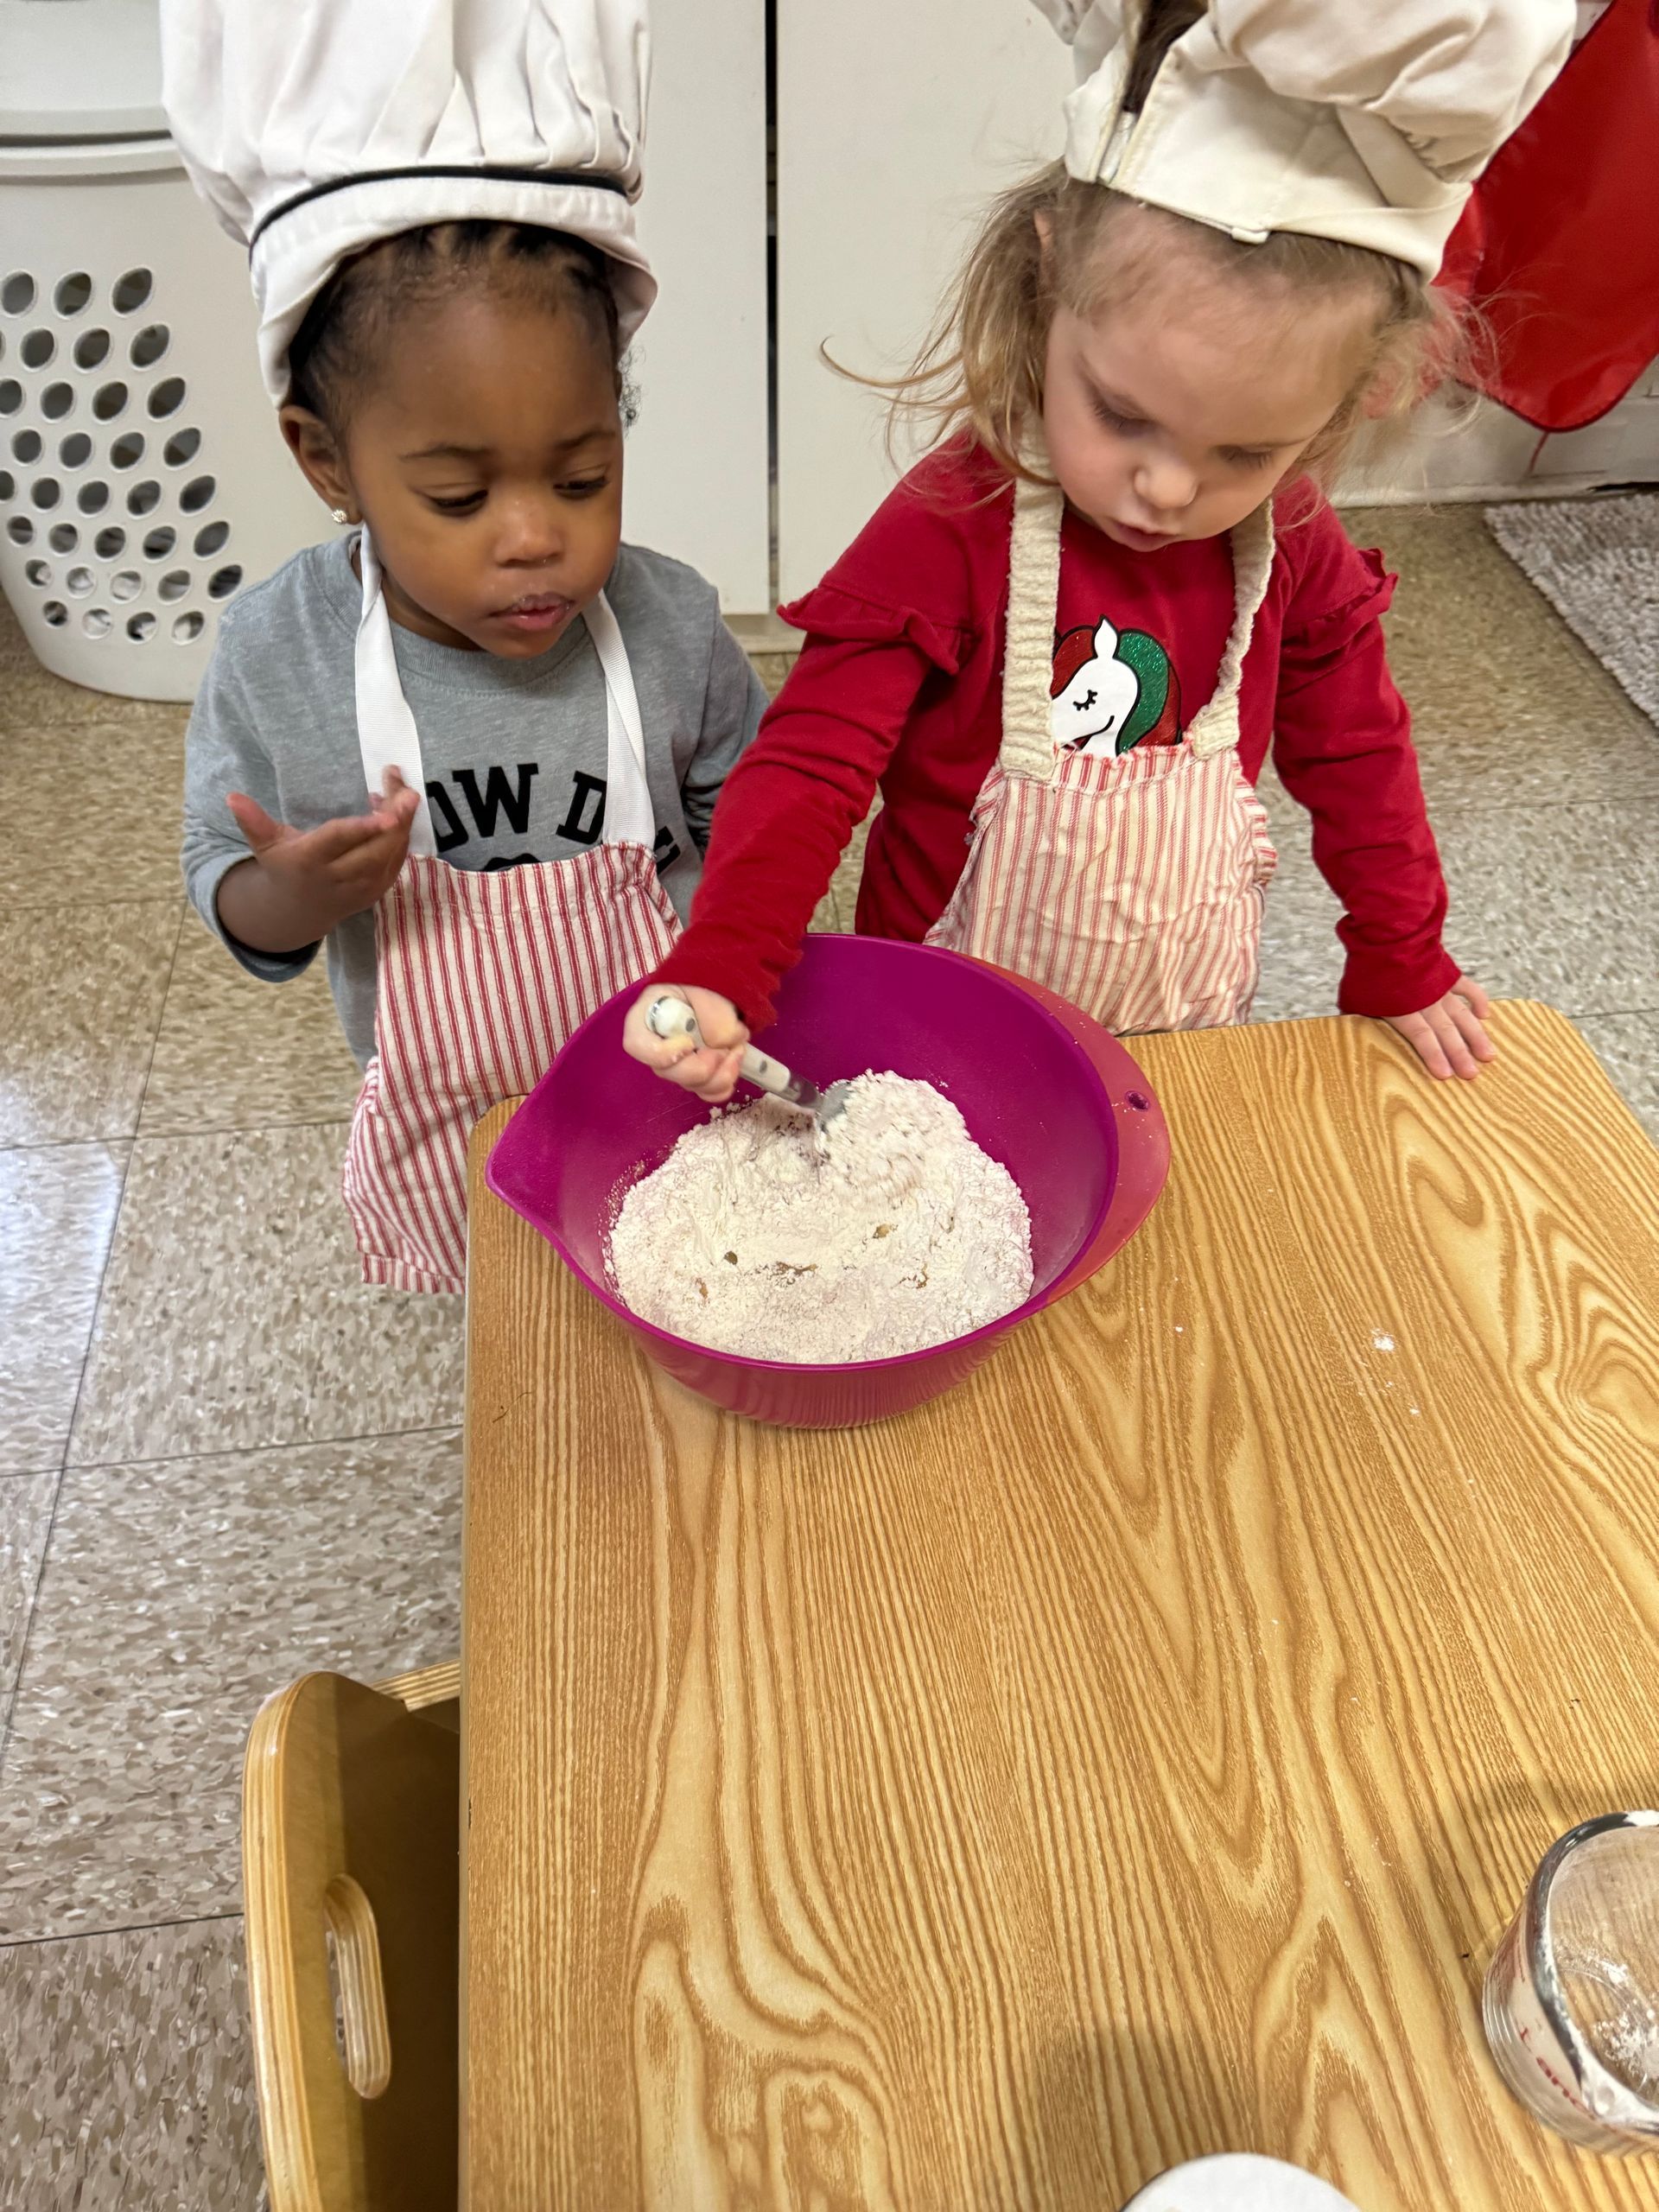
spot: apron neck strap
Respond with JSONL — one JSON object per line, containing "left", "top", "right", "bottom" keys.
{"left": 355, "top": 526, "right": 437, "bottom": 857}
{"left": 353, "top": 529, "right": 656, "bottom": 860}
{"left": 998, "top": 461, "right": 1067, "bottom": 784}
{"left": 995, "top": 432, "right": 1277, "bottom": 780}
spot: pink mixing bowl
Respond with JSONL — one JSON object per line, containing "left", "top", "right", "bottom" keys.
{"left": 486, "top": 936, "right": 1170, "bottom": 1428}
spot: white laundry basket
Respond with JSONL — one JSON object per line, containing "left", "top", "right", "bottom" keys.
{"left": 0, "top": 2, "right": 327, "bottom": 702}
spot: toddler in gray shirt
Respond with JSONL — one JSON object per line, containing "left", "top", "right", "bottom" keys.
{"left": 176, "top": 213, "right": 765, "bottom": 1290}
{"left": 184, "top": 531, "right": 764, "bottom": 1067}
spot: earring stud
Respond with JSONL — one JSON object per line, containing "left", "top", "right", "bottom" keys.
{"left": 330, "top": 506, "right": 349, "bottom": 524}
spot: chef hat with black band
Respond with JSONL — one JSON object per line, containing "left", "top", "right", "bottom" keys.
{"left": 160, "top": 0, "right": 656, "bottom": 406}
{"left": 1032, "top": 0, "right": 1573, "bottom": 281}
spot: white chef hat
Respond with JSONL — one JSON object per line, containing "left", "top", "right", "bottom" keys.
{"left": 1031, "top": 0, "right": 1573, "bottom": 280}
{"left": 161, "top": 0, "right": 656, "bottom": 405}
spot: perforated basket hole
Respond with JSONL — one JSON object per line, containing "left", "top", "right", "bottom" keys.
{"left": 73, "top": 328, "right": 111, "bottom": 371}
{"left": 22, "top": 556, "right": 48, "bottom": 587}
{"left": 130, "top": 323, "right": 170, "bottom": 370}
{"left": 93, "top": 526, "right": 125, "bottom": 559}
{"left": 76, "top": 481, "right": 108, "bottom": 515}
{"left": 5, "top": 515, "right": 32, "bottom": 545}
{"left": 180, "top": 474, "right": 216, "bottom": 514}
{"left": 41, "top": 599, "right": 67, "bottom": 626}
{"left": 111, "top": 269, "right": 152, "bottom": 316}
{"left": 193, "top": 519, "right": 229, "bottom": 557}
{"left": 162, "top": 428, "right": 200, "bottom": 467}
{"left": 142, "top": 524, "right": 175, "bottom": 561}
{"left": 0, "top": 468, "right": 11, "bottom": 500}
{"left": 81, "top": 607, "right": 111, "bottom": 639}
{"left": 30, "top": 478, "right": 60, "bottom": 511}
{"left": 58, "top": 432, "right": 92, "bottom": 468}
{"left": 47, "top": 522, "right": 77, "bottom": 553}
{"left": 157, "top": 569, "right": 190, "bottom": 603}
{"left": 11, "top": 428, "right": 41, "bottom": 463}
{"left": 171, "top": 609, "right": 205, "bottom": 643}
{"left": 0, "top": 380, "right": 21, "bottom": 414}
{"left": 41, "top": 383, "right": 73, "bottom": 421}
{"left": 125, "top": 609, "right": 156, "bottom": 641}
{"left": 110, "top": 569, "right": 143, "bottom": 601}
{"left": 207, "top": 563, "right": 243, "bottom": 601}
{"left": 126, "top": 479, "right": 161, "bottom": 516}
{"left": 92, "top": 382, "right": 127, "bottom": 423}
{"left": 65, "top": 566, "right": 94, "bottom": 596}
{"left": 21, "top": 329, "right": 54, "bottom": 369}
{"left": 55, "top": 272, "right": 92, "bottom": 317}
{"left": 147, "top": 377, "right": 185, "bottom": 419}
{"left": 2, "top": 273, "right": 36, "bottom": 315}
{"left": 109, "top": 431, "right": 143, "bottom": 470}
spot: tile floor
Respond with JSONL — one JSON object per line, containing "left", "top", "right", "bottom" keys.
{"left": 1, "top": 504, "right": 1655, "bottom": 2207}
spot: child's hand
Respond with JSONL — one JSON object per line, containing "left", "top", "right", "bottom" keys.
{"left": 624, "top": 984, "right": 748, "bottom": 1103}
{"left": 223, "top": 768, "right": 422, "bottom": 945}
{"left": 1382, "top": 979, "right": 1497, "bottom": 1080}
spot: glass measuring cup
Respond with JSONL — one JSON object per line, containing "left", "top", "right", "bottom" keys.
{"left": 1484, "top": 1811, "right": 1659, "bottom": 2152}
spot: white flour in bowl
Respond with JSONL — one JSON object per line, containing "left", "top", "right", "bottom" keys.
{"left": 607, "top": 1072, "right": 1033, "bottom": 1363}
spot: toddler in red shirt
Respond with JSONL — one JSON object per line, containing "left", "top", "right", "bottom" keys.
{"left": 628, "top": 0, "right": 1569, "bottom": 1102}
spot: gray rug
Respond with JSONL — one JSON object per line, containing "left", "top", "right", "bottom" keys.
{"left": 1486, "top": 495, "right": 1659, "bottom": 728}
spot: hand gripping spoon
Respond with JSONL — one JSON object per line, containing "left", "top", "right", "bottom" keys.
{"left": 645, "top": 995, "right": 851, "bottom": 1127}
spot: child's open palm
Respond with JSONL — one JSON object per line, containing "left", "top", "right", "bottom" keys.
{"left": 226, "top": 767, "right": 421, "bottom": 935}
{"left": 1383, "top": 978, "right": 1496, "bottom": 1080}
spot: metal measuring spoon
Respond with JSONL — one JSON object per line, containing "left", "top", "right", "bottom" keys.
{"left": 645, "top": 995, "right": 851, "bottom": 1127}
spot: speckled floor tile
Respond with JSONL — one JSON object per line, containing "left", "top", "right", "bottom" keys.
{"left": 1432, "top": 793, "right": 1659, "bottom": 1020}
{"left": 1250, "top": 769, "right": 1347, "bottom": 1025}
{"left": 0, "top": 1430, "right": 461, "bottom": 1941}
{"left": 138, "top": 919, "right": 362, "bottom": 1138}
{"left": 826, "top": 803, "right": 878, "bottom": 925}
{"left": 0, "top": 597, "right": 192, "bottom": 740}
{"left": 0, "top": 1914, "right": 265, "bottom": 2211}
{"left": 1577, "top": 1010, "right": 1659, "bottom": 1145}
{"left": 748, "top": 648, "right": 799, "bottom": 700}
{"left": 69, "top": 1123, "right": 464, "bottom": 1467}
{"left": 1344, "top": 506, "right": 1659, "bottom": 815}
{"left": 1252, "top": 743, "right": 1658, "bottom": 1033}
{"left": 809, "top": 882, "right": 845, "bottom": 932}
{"left": 0, "top": 1144, "right": 126, "bottom": 1476}
{"left": 0, "top": 715, "right": 188, "bottom": 910}
{"left": 0, "top": 901, "right": 180, "bottom": 1147}
{"left": 0, "top": 1470, "right": 58, "bottom": 1733}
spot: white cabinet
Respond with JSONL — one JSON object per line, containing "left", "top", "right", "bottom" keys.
{"left": 623, "top": 0, "right": 771, "bottom": 612}
{"left": 636, "top": 3, "right": 1658, "bottom": 611}
{"left": 774, "top": 0, "right": 1069, "bottom": 601}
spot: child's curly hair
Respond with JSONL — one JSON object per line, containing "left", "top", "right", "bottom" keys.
{"left": 874, "top": 0, "right": 1475, "bottom": 489}
{"left": 285, "top": 219, "right": 632, "bottom": 430}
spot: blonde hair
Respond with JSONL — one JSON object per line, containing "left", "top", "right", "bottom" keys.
{"left": 874, "top": 0, "right": 1473, "bottom": 492}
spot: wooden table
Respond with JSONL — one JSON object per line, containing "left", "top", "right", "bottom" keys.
{"left": 461, "top": 1001, "right": 1659, "bottom": 2211}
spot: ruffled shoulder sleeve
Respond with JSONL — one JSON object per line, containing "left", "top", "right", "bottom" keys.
{"left": 778, "top": 439, "right": 1009, "bottom": 677}
{"left": 1273, "top": 482, "right": 1399, "bottom": 667}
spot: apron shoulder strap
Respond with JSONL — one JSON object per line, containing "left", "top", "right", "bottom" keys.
{"left": 998, "top": 459, "right": 1067, "bottom": 785}
{"left": 355, "top": 527, "right": 437, "bottom": 858}
{"left": 582, "top": 588, "right": 657, "bottom": 851}
{"left": 1187, "top": 501, "right": 1276, "bottom": 760}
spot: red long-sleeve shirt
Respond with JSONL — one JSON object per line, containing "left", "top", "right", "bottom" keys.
{"left": 659, "top": 442, "right": 1459, "bottom": 1032}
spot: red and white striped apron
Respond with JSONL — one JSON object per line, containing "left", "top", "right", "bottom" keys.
{"left": 340, "top": 531, "right": 678, "bottom": 1294}
{"left": 926, "top": 457, "right": 1278, "bottom": 1035}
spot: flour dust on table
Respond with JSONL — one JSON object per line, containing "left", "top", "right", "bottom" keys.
{"left": 607, "top": 1073, "right": 1033, "bottom": 1363}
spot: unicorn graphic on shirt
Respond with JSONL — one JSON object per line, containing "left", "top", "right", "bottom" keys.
{"left": 1049, "top": 614, "right": 1182, "bottom": 756}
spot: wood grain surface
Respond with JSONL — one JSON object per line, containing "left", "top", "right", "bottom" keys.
{"left": 461, "top": 1001, "right": 1659, "bottom": 2211}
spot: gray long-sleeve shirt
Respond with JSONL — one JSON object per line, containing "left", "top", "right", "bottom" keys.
{"left": 181, "top": 535, "right": 766, "bottom": 1066}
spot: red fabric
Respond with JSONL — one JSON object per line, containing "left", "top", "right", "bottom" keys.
{"left": 1443, "top": 0, "right": 1659, "bottom": 432}
{"left": 657, "top": 442, "right": 1458, "bottom": 1031}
